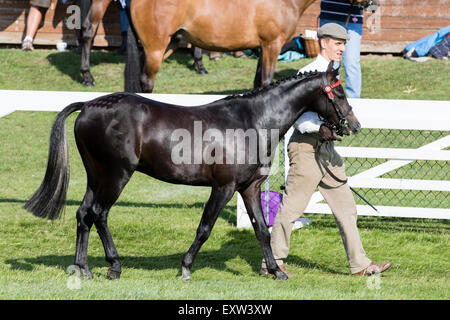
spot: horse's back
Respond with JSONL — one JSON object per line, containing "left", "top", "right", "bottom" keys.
{"left": 132, "top": 0, "right": 300, "bottom": 50}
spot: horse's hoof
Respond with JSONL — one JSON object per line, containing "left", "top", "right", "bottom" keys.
{"left": 107, "top": 269, "right": 121, "bottom": 280}
{"left": 180, "top": 266, "right": 191, "bottom": 281}
{"left": 80, "top": 267, "right": 94, "bottom": 280}
{"left": 83, "top": 81, "right": 95, "bottom": 87}
{"left": 197, "top": 69, "right": 208, "bottom": 75}
{"left": 275, "top": 269, "right": 289, "bottom": 281}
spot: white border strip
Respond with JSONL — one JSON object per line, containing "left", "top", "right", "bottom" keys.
{"left": 335, "top": 147, "right": 450, "bottom": 161}
{"left": 1, "top": 90, "right": 450, "bottom": 130}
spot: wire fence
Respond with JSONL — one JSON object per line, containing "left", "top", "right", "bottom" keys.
{"left": 262, "top": 129, "right": 450, "bottom": 218}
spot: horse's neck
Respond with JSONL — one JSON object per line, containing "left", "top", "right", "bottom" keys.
{"left": 255, "top": 77, "right": 320, "bottom": 137}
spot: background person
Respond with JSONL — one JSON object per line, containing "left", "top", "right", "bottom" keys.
{"left": 22, "top": 0, "right": 52, "bottom": 50}
{"left": 319, "top": 0, "right": 364, "bottom": 98}
{"left": 261, "top": 23, "right": 391, "bottom": 277}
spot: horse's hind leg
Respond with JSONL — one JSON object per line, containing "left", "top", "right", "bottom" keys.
{"left": 90, "top": 166, "right": 135, "bottom": 279}
{"left": 74, "top": 169, "right": 132, "bottom": 280}
{"left": 191, "top": 46, "right": 208, "bottom": 75}
{"left": 74, "top": 138, "right": 136, "bottom": 279}
{"left": 74, "top": 186, "right": 95, "bottom": 279}
{"left": 239, "top": 180, "right": 288, "bottom": 280}
{"left": 181, "top": 184, "right": 235, "bottom": 280}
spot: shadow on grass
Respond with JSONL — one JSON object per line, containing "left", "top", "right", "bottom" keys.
{"left": 2, "top": 197, "right": 448, "bottom": 233}
{"left": 0, "top": 198, "right": 236, "bottom": 226}
{"left": 46, "top": 50, "right": 125, "bottom": 84}
{"left": 4, "top": 229, "right": 342, "bottom": 278}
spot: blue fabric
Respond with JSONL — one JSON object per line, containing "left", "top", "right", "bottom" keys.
{"left": 429, "top": 35, "right": 450, "bottom": 59}
{"left": 320, "top": 18, "right": 362, "bottom": 98}
{"left": 118, "top": 0, "right": 131, "bottom": 34}
{"left": 404, "top": 25, "right": 450, "bottom": 57}
{"left": 278, "top": 51, "right": 305, "bottom": 62}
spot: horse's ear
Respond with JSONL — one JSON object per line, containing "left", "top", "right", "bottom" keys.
{"left": 326, "top": 61, "right": 340, "bottom": 81}
{"left": 326, "top": 61, "right": 334, "bottom": 73}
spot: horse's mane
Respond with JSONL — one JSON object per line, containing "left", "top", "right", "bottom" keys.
{"left": 223, "top": 70, "right": 321, "bottom": 101}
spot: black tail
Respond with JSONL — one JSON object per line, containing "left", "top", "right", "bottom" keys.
{"left": 124, "top": 23, "right": 143, "bottom": 92}
{"left": 24, "top": 102, "right": 84, "bottom": 220}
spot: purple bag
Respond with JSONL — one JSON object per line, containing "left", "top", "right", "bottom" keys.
{"left": 260, "top": 190, "right": 283, "bottom": 226}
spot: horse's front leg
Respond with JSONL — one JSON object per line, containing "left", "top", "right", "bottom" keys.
{"left": 181, "top": 184, "right": 235, "bottom": 280}
{"left": 239, "top": 180, "right": 288, "bottom": 280}
{"left": 80, "top": 0, "right": 111, "bottom": 87}
{"left": 253, "top": 42, "right": 282, "bottom": 88}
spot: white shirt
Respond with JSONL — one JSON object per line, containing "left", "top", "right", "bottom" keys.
{"left": 294, "top": 54, "right": 340, "bottom": 133}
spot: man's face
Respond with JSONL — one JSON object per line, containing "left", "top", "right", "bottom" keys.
{"left": 321, "top": 37, "right": 346, "bottom": 61}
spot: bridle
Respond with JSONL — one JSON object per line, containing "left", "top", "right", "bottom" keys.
{"left": 318, "top": 73, "right": 378, "bottom": 212}
{"left": 321, "top": 73, "right": 353, "bottom": 135}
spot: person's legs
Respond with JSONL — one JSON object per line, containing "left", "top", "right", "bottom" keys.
{"left": 116, "top": 0, "right": 131, "bottom": 55}
{"left": 342, "top": 26, "right": 362, "bottom": 98}
{"left": 262, "top": 134, "right": 323, "bottom": 268}
{"left": 25, "top": 6, "right": 43, "bottom": 40}
{"left": 23, "top": 0, "right": 51, "bottom": 50}
{"left": 318, "top": 183, "right": 371, "bottom": 274}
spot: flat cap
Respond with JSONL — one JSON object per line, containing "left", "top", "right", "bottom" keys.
{"left": 317, "top": 23, "right": 350, "bottom": 40}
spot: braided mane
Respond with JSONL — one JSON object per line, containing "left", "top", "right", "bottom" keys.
{"left": 223, "top": 70, "right": 321, "bottom": 101}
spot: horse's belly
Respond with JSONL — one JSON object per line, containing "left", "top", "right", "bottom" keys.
{"left": 137, "top": 162, "right": 212, "bottom": 186}
{"left": 181, "top": 29, "right": 259, "bottom": 51}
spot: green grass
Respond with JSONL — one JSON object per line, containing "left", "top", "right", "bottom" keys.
{"left": 0, "top": 48, "right": 449, "bottom": 300}
{"left": 0, "top": 48, "right": 449, "bottom": 99}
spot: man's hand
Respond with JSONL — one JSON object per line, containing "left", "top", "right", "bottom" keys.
{"left": 319, "top": 124, "right": 342, "bottom": 141}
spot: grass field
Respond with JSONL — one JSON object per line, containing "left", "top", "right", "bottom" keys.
{"left": 0, "top": 48, "right": 449, "bottom": 300}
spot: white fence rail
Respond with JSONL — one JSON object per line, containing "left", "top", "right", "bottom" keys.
{"left": 0, "top": 90, "right": 448, "bottom": 225}
{"left": 240, "top": 99, "right": 450, "bottom": 226}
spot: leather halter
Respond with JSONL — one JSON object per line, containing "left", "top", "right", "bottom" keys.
{"left": 321, "top": 73, "right": 352, "bottom": 130}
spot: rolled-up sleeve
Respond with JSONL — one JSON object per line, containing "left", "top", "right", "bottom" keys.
{"left": 294, "top": 112, "right": 323, "bottom": 133}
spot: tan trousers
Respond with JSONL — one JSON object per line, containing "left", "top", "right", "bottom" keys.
{"left": 264, "top": 131, "right": 371, "bottom": 274}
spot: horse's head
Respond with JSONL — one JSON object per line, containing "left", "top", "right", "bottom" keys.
{"left": 313, "top": 62, "right": 361, "bottom": 136}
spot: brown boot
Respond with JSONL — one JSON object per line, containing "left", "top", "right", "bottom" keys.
{"left": 352, "top": 262, "right": 391, "bottom": 276}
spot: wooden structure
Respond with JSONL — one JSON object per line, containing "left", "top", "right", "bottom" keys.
{"left": 0, "top": 0, "right": 122, "bottom": 47}
{"left": 0, "top": 0, "right": 449, "bottom": 53}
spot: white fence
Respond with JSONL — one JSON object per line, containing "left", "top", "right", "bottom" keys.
{"left": 237, "top": 98, "right": 450, "bottom": 227}
{"left": 0, "top": 90, "right": 448, "bottom": 226}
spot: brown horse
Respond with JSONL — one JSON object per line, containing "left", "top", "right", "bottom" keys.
{"left": 125, "top": 0, "right": 317, "bottom": 92}
{"left": 79, "top": 0, "right": 207, "bottom": 87}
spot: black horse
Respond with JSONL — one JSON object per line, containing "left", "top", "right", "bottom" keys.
{"left": 24, "top": 63, "right": 360, "bottom": 281}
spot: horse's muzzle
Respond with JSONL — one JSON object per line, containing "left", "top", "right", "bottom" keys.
{"left": 348, "top": 119, "right": 361, "bottom": 134}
